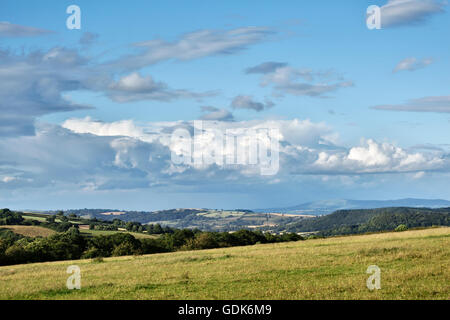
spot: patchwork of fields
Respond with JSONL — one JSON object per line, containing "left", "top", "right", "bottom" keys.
{"left": 0, "top": 227, "right": 448, "bottom": 300}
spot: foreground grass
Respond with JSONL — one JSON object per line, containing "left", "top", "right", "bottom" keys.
{"left": 0, "top": 227, "right": 448, "bottom": 300}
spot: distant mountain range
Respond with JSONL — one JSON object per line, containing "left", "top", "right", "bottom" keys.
{"left": 254, "top": 198, "right": 450, "bottom": 216}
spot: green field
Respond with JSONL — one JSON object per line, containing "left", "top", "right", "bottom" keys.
{"left": 79, "top": 229, "right": 156, "bottom": 239}
{"left": 21, "top": 215, "right": 48, "bottom": 222}
{"left": 0, "top": 227, "right": 448, "bottom": 300}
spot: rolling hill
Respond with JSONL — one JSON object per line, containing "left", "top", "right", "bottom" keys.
{"left": 254, "top": 198, "right": 450, "bottom": 215}
{"left": 276, "top": 207, "right": 450, "bottom": 236}
{"left": 47, "top": 208, "right": 310, "bottom": 231}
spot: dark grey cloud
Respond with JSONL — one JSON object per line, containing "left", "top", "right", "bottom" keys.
{"left": 79, "top": 32, "right": 99, "bottom": 46}
{"left": 276, "top": 81, "right": 353, "bottom": 97}
{"left": 245, "top": 62, "right": 288, "bottom": 74}
{"left": 380, "top": 0, "right": 446, "bottom": 28}
{"left": 0, "top": 21, "right": 53, "bottom": 37}
{"left": 410, "top": 143, "right": 445, "bottom": 152}
{"left": 231, "top": 95, "right": 275, "bottom": 112}
{"left": 373, "top": 96, "right": 450, "bottom": 113}
{"left": 0, "top": 48, "right": 92, "bottom": 136}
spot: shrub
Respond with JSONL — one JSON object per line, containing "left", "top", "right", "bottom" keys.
{"left": 92, "top": 256, "right": 104, "bottom": 263}
{"left": 395, "top": 224, "right": 408, "bottom": 232}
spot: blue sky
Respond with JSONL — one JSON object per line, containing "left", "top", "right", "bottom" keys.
{"left": 1, "top": 0, "right": 450, "bottom": 210}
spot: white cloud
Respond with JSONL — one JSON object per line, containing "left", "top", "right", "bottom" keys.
{"left": 62, "top": 118, "right": 447, "bottom": 178}
{"left": 63, "top": 117, "right": 145, "bottom": 140}
{"left": 1, "top": 176, "right": 16, "bottom": 183}
{"left": 413, "top": 171, "right": 426, "bottom": 179}
{"left": 0, "top": 119, "right": 447, "bottom": 195}
{"left": 373, "top": 96, "right": 450, "bottom": 113}
{"left": 107, "top": 72, "right": 215, "bottom": 102}
{"left": 0, "top": 26, "right": 273, "bottom": 137}
{"left": 106, "top": 27, "right": 274, "bottom": 70}
{"left": 246, "top": 63, "right": 353, "bottom": 98}
{"left": 393, "top": 57, "right": 433, "bottom": 72}
{"left": 312, "top": 139, "right": 443, "bottom": 174}
{"left": 0, "top": 21, "right": 53, "bottom": 37}
{"left": 380, "top": 0, "right": 446, "bottom": 27}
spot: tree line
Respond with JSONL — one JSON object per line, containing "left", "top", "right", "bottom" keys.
{"left": 0, "top": 209, "right": 303, "bottom": 266}
{"left": 280, "top": 207, "right": 450, "bottom": 236}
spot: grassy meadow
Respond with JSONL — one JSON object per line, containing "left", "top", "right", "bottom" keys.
{"left": 0, "top": 227, "right": 448, "bottom": 300}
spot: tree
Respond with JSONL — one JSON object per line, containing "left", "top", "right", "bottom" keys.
{"left": 112, "top": 242, "right": 136, "bottom": 256}
{"left": 153, "top": 224, "right": 163, "bottom": 234}
{"left": 189, "top": 233, "right": 218, "bottom": 250}
{"left": 0, "top": 210, "right": 24, "bottom": 225}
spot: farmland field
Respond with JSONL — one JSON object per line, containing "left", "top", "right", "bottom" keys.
{"left": 79, "top": 229, "right": 157, "bottom": 239}
{"left": 0, "top": 227, "right": 448, "bottom": 300}
{"left": 0, "top": 225, "right": 57, "bottom": 238}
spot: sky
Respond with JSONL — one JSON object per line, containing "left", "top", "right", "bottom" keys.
{"left": 1, "top": 0, "right": 450, "bottom": 210}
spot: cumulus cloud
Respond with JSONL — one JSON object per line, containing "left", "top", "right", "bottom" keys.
{"left": 0, "top": 21, "right": 53, "bottom": 37}
{"left": 200, "top": 106, "right": 234, "bottom": 121}
{"left": 245, "top": 62, "right": 353, "bottom": 98}
{"left": 0, "top": 123, "right": 175, "bottom": 191}
{"left": 1, "top": 118, "right": 447, "bottom": 193}
{"left": 314, "top": 139, "right": 444, "bottom": 173}
{"left": 231, "top": 95, "right": 275, "bottom": 111}
{"left": 62, "top": 117, "right": 447, "bottom": 176}
{"left": 106, "top": 27, "right": 274, "bottom": 70}
{"left": 393, "top": 57, "right": 433, "bottom": 72}
{"left": 380, "top": 0, "right": 446, "bottom": 28}
{"left": 311, "top": 139, "right": 443, "bottom": 174}
{"left": 373, "top": 96, "right": 450, "bottom": 113}
{"left": 62, "top": 117, "right": 145, "bottom": 140}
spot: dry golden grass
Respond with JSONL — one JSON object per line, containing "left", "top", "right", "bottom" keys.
{"left": 0, "top": 227, "right": 448, "bottom": 300}
{"left": 1, "top": 225, "right": 56, "bottom": 238}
